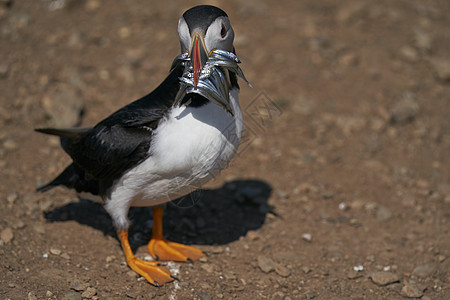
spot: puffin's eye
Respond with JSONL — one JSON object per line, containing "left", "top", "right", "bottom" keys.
{"left": 220, "top": 24, "right": 227, "bottom": 38}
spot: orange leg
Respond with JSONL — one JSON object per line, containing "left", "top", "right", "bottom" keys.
{"left": 118, "top": 230, "right": 174, "bottom": 286}
{"left": 147, "top": 206, "right": 205, "bottom": 262}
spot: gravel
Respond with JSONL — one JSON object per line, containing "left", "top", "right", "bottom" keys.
{"left": 63, "top": 292, "right": 82, "bottom": 300}
{"left": 274, "top": 263, "right": 291, "bottom": 277}
{"left": 390, "top": 94, "right": 420, "bottom": 124}
{"left": 257, "top": 255, "right": 275, "bottom": 273}
{"left": 376, "top": 205, "right": 393, "bottom": 222}
{"left": 50, "top": 248, "right": 62, "bottom": 255}
{"left": 0, "top": 227, "right": 14, "bottom": 243}
{"left": 414, "top": 28, "right": 432, "bottom": 53}
{"left": 412, "top": 263, "right": 437, "bottom": 277}
{"left": 369, "top": 271, "right": 400, "bottom": 286}
{"left": 401, "top": 282, "right": 423, "bottom": 298}
{"left": 81, "top": 287, "right": 97, "bottom": 298}
{"left": 429, "top": 57, "right": 450, "bottom": 81}
{"left": 0, "top": 63, "right": 9, "bottom": 78}
{"left": 302, "top": 233, "right": 312, "bottom": 242}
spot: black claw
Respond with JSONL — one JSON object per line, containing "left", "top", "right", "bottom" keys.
{"left": 153, "top": 280, "right": 160, "bottom": 287}
{"left": 170, "top": 275, "right": 180, "bottom": 281}
{"left": 157, "top": 262, "right": 167, "bottom": 267}
{"left": 203, "top": 251, "right": 209, "bottom": 257}
{"left": 187, "top": 258, "right": 194, "bottom": 264}
{"left": 154, "top": 254, "right": 160, "bottom": 261}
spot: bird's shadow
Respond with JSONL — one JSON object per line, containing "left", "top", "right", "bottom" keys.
{"left": 44, "top": 179, "right": 273, "bottom": 251}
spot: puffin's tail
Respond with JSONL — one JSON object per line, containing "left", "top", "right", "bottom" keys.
{"left": 35, "top": 126, "right": 92, "bottom": 153}
{"left": 37, "top": 164, "right": 99, "bottom": 195}
{"left": 37, "top": 164, "right": 78, "bottom": 192}
{"left": 35, "top": 126, "right": 92, "bottom": 137}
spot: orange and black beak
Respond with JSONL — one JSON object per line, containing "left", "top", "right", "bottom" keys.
{"left": 189, "top": 33, "right": 208, "bottom": 89}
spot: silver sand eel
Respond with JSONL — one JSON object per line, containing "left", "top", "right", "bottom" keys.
{"left": 172, "top": 49, "right": 251, "bottom": 115}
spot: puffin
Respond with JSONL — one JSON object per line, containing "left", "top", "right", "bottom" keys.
{"left": 35, "top": 5, "right": 250, "bottom": 286}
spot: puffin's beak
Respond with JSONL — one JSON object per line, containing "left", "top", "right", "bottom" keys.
{"left": 190, "top": 33, "right": 208, "bottom": 89}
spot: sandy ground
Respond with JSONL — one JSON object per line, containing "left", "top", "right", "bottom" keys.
{"left": 1, "top": 0, "right": 449, "bottom": 299}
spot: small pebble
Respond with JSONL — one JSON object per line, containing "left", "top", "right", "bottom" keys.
{"left": 401, "top": 282, "right": 423, "bottom": 298}
{"left": 63, "top": 291, "right": 82, "bottom": 300}
{"left": 0, "top": 227, "right": 14, "bottom": 243}
{"left": 85, "top": 0, "right": 100, "bottom": 11}
{"left": 369, "top": 271, "right": 399, "bottom": 286}
{"left": 430, "top": 57, "right": 450, "bottom": 81}
{"left": 347, "top": 270, "right": 363, "bottom": 279}
{"left": 0, "top": 64, "right": 9, "bottom": 78}
{"left": 50, "top": 248, "right": 61, "bottom": 255}
{"left": 70, "top": 282, "right": 90, "bottom": 292}
{"left": 319, "top": 267, "right": 330, "bottom": 276}
{"left": 61, "top": 253, "right": 71, "bottom": 260}
{"left": 34, "top": 224, "right": 46, "bottom": 234}
{"left": 412, "top": 263, "right": 436, "bottom": 277}
{"left": 118, "top": 26, "right": 131, "bottom": 39}
{"left": 376, "top": 205, "right": 393, "bottom": 222}
{"left": 201, "top": 263, "right": 214, "bottom": 273}
{"left": 246, "top": 230, "right": 260, "bottom": 240}
{"left": 210, "top": 246, "right": 224, "bottom": 254}
{"left": 13, "top": 220, "right": 26, "bottom": 229}
{"left": 302, "top": 233, "right": 312, "bottom": 242}
{"left": 353, "top": 265, "right": 364, "bottom": 272}
{"left": 198, "top": 292, "right": 212, "bottom": 300}
{"left": 257, "top": 255, "right": 274, "bottom": 273}
{"left": 399, "top": 46, "right": 418, "bottom": 62}
{"left": 271, "top": 291, "right": 285, "bottom": 299}
{"left": 414, "top": 28, "right": 432, "bottom": 52}
{"left": 27, "top": 292, "right": 37, "bottom": 300}
{"left": 3, "top": 139, "right": 17, "bottom": 150}
{"left": 390, "top": 95, "right": 419, "bottom": 124}
{"left": 105, "top": 255, "right": 116, "bottom": 263}
{"left": 223, "top": 271, "right": 237, "bottom": 280}
{"left": 81, "top": 287, "right": 97, "bottom": 298}
{"left": 126, "top": 270, "right": 136, "bottom": 277}
{"left": 274, "top": 263, "right": 291, "bottom": 277}
{"left": 6, "top": 193, "right": 17, "bottom": 204}
{"left": 321, "top": 190, "right": 334, "bottom": 199}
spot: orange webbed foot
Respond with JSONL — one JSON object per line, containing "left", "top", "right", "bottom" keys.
{"left": 118, "top": 230, "right": 175, "bottom": 286}
{"left": 150, "top": 206, "right": 205, "bottom": 262}
{"left": 126, "top": 256, "right": 174, "bottom": 286}
{"left": 148, "top": 238, "right": 205, "bottom": 262}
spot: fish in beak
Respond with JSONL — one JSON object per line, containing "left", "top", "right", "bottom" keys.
{"left": 190, "top": 33, "right": 209, "bottom": 89}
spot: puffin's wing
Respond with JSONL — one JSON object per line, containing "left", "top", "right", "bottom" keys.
{"left": 35, "top": 122, "right": 154, "bottom": 181}
{"left": 38, "top": 61, "right": 185, "bottom": 182}
{"left": 67, "top": 122, "right": 156, "bottom": 180}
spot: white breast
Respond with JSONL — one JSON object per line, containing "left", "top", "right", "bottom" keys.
{"left": 109, "top": 88, "right": 242, "bottom": 208}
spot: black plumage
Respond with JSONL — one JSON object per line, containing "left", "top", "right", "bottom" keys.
{"left": 182, "top": 5, "right": 227, "bottom": 34}
{"left": 36, "top": 55, "right": 186, "bottom": 196}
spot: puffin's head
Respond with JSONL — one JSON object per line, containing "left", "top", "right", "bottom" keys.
{"left": 178, "top": 5, "right": 235, "bottom": 88}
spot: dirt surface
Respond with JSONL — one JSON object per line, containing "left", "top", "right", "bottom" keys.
{"left": 1, "top": 0, "right": 450, "bottom": 299}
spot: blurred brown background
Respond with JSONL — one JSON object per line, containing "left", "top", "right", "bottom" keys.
{"left": 1, "top": 0, "right": 449, "bottom": 299}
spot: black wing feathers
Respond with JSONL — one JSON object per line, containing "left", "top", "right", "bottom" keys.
{"left": 36, "top": 61, "right": 184, "bottom": 194}
{"left": 66, "top": 125, "right": 153, "bottom": 180}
